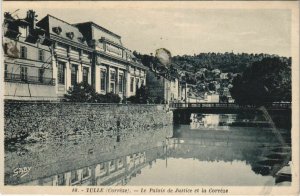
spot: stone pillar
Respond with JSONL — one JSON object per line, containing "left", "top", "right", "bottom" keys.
{"left": 88, "top": 65, "right": 92, "bottom": 85}
{"left": 52, "top": 175, "right": 58, "bottom": 186}
{"left": 51, "top": 42, "right": 58, "bottom": 95}
{"left": 143, "top": 71, "right": 146, "bottom": 86}
{"left": 115, "top": 67, "right": 119, "bottom": 94}
{"left": 78, "top": 169, "right": 83, "bottom": 182}
{"left": 95, "top": 65, "right": 100, "bottom": 93}
{"left": 91, "top": 165, "right": 96, "bottom": 185}
{"left": 114, "top": 159, "right": 118, "bottom": 171}
{"left": 125, "top": 68, "right": 131, "bottom": 98}
{"left": 133, "top": 77, "right": 136, "bottom": 96}
{"left": 65, "top": 172, "right": 71, "bottom": 185}
{"left": 123, "top": 69, "right": 128, "bottom": 98}
{"left": 66, "top": 61, "right": 71, "bottom": 92}
{"left": 78, "top": 64, "right": 83, "bottom": 83}
{"left": 123, "top": 156, "right": 128, "bottom": 172}
{"left": 106, "top": 65, "right": 110, "bottom": 94}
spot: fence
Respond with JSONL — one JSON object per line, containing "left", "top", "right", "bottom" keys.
{"left": 4, "top": 73, "right": 55, "bottom": 85}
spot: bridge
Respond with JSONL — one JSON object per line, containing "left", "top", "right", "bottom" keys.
{"left": 170, "top": 102, "right": 291, "bottom": 111}
{"left": 170, "top": 102, "right": 291, "bottom": 125}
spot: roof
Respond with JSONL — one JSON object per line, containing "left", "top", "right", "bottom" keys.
{"left": 81, "top": 21, "right": 121, "bottom": 39}
{"left": 37, "top": 14, "right": 89, "bottom": 47}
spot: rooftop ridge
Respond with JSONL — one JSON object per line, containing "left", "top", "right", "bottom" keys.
{"left": 75, "top": 21, "right": 121, "bottom": 39}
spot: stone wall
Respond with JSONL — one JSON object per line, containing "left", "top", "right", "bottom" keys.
{"left": 4, "top": 102, "right": 173, "bottom": 184}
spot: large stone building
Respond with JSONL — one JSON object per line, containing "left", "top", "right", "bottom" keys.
{"left": 75, "top": 22, "right": 147, "bottom": 99}
{"left": 36, "top": 14, "right": 93, "bottom": 97}
{"left": 3, "top": 10, "right": 147, "bottom": 101}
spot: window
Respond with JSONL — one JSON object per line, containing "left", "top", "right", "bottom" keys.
{"left": 136, "top": 78, "right": 140, "bottom": 88}
{"left": 57, "top": 174, "right": 65, "bottom": 186}
{"left": 130, "top": 77, "right": 134, "bottom": 92}
{"left": 110, "top": 161, "right": 114, "bottom": 167}
{"left": 110, "top": 82, "right": 115, "bottom": 93}
{"left": 20, "top": 67, "right": 28, "bottom": 81}
{"left": 110, "top": 71, "right": 116, "bottom": 81}
{"left": 57, "top": 42, "right": 66, "bottom": 48}
{"left": 82, "top": 50, "right": 89, "bottom": 58}
{"left": 82, "top": 167, "right": 90, "bottom": 179}
{"left": 57, "top": 61, "right": 65, "bottom": 84}
{"left": 38, "top": 69, "right": 44, "bottom": 83}
{"left": 70, "top": 171, "right": 79, "bottom": 184}
{"left": 141, "top": 79, "right": 145, "bottom": 86}
{"left": 4, "top": 64, "right": 8, "bottom": 78}
{"left": 71, "top": 64, "right": 78, "bottom": 86}
{"left": 82, "top": 67, "right": 89, "bottom": 84}
{"left": 110, "top": 70, "right": 116, "bottom": 93}
{"left": 20, "top": 46, "right": 27, "bottom": 59}
{"left": 118, "top": 74, "right": 124, "bottom": 93}
{"left": 38, "top": 49, "right": 44, "bottom": 61}
{"left": 100, "top": 70, "right": 106, "bottom": 91}
{"left": 100, "top": 163, "right": 105, "bottom": 170}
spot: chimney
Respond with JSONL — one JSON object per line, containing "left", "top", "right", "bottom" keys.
{"left": 26, "top": 10, "right": 37, "bottom": 30}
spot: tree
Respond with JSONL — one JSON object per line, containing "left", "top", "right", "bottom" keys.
{"left": 208, "top": 82, "right": 216, "bottom": 91}
{"left": 64, "top": 82, "right": 121, "bottom": 103}
{"left": 230, "top": 57, "right": 291, "bottom": 105}
{"left": 64, "top": 82, "right": 98, "bottom": 102}
{"left": 127, "top": 85, "right": 149, "bottom": 104}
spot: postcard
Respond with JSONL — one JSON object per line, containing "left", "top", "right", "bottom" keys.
{"left": 0, "top": 1, "right": 299, "bottom": 195}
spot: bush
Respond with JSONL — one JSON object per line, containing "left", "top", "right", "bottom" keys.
{"left": 127, "top": 85, "right": 149, "bottom": 104}
{"left": 64, "top": 82, "right": 121, "bottom": 103}
{"left": 95, "top": 92, "right": 121, "bottom": 103}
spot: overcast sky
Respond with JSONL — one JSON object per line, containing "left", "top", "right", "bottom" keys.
{"left": 4, "top": 1, "right": 292, "bottom": 57}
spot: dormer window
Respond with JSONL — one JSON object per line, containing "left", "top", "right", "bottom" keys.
{"left": 52, "top": 26, "right": 62, "bottom": 35}
{"left": 78, "top": 37, "right": 85, "bottom": 43}
{"left": 66, "top": 32, "right": 74, "bottom": 40}
{"left": 38, "top": 34, "right": 45, "bottom": 44}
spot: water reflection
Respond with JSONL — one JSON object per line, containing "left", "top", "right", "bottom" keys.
{"left": 190, "top": 113, "right": 270, "bottom": 130}
{"left": 5, "top": 114, "right": 291, "bottom": 186}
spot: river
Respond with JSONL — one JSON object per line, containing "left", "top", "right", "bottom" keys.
{"left": 5, "top": 112, "right": 291, "bottom": 186}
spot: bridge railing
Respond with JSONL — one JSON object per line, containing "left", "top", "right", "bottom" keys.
{"left": 170, "top": 102, "right": 291, "bottom": 109}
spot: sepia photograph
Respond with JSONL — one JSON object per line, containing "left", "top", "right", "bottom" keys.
{"left": 0, "top": 1, "right": 299, "bottom": 195}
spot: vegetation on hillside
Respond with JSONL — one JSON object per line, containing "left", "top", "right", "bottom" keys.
{"left": 134, "top": 51, "right": 291, "bottom": 104}
{"left": 230, "top": 57, "right": 291, "bottom": 105}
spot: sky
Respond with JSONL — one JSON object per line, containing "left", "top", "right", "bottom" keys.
{"left": 3, "top": 1, "right": 292, "bottom": 57}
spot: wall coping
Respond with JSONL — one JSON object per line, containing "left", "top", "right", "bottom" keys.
{"left": 4, "top": 100, "right": 167, "bottom": 107}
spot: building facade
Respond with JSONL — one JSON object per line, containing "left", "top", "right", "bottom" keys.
{"left": 75, "top": 22, "right": 147, "bottom": 99}
{"left": 3, "top": 10, "right": 147, "bottom": 101}
{"left": 36, "top": 15, "right": 93, "bottom": 97}
{"left": 3, "top": 11, "right": 57, "bottom": 100}
{"left": 146, "top": 71, "right": 181, "bottom": 103}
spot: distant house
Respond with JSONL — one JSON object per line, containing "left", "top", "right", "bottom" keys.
{"left": 211, "top": 69, "right": 221, "bottom": 75}
{"left": 220, "top": 73, "right": 228, "bottom": 80}
{"left": 205, "top": 93, "right": 219, "bottom": 103}
{"left": 146, "top": 71, "right": 180, "bottom": 103}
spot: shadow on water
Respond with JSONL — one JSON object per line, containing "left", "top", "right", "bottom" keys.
{"left": 5, "top": 112, "right": 291, "bottom": 186}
